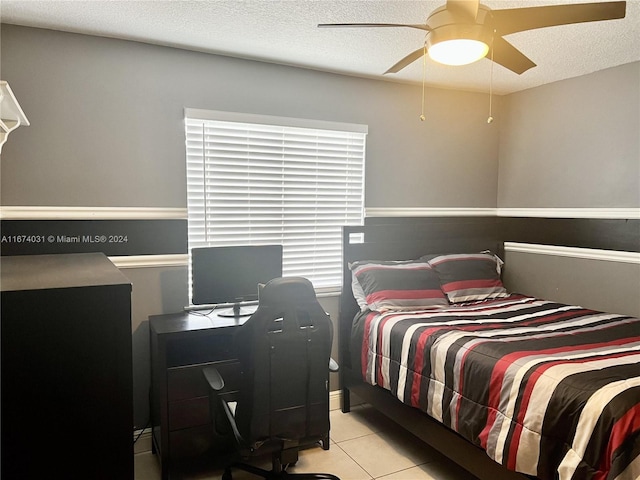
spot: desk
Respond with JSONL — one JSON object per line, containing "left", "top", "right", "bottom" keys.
{"left": 150, "top": 310, "right": 247, "bottom": 480}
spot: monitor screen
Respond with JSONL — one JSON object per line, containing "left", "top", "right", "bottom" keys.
{"left": 191, "top": 245, "right": 283, "bottom": 309}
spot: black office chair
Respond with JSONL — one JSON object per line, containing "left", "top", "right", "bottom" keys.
{"left": 203, "top": 277, "right": 340, "bottom": 480}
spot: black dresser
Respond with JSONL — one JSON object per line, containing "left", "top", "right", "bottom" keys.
{"left": 1, "top": 253, "right": 133, "bottom": 479}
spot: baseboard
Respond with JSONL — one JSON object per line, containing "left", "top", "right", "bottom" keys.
{"left": 330, "top": 390, "right": 342, "bottom": 411}
{"left": 133, "top": 429, "right": 153, "bottom": 454}
{"left": 329, "top": 389, "right": 364, "bottom": 411}
{"left": 133, "top": 392, "right": 347, "bottom": 455}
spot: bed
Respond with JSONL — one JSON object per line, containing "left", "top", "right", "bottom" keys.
{"left": 338, "top": 220, "right": 640, "bottom": 480}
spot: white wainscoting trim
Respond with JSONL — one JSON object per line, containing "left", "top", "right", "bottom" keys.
{"left": 504, "top": 242, "right": 640, "bottom": 264}
{"left": 497, "top": 208, "right": 640, "bottom": 219}
{"left": 5, "top": 206, "right": 637, "bottom": 220}
{"left": 365, "top": 207, "right": 497, "bottom": 217}
{"left": 365, "top": 207, "right": 640, "bottom": 219}
{"left": 110, "top": 254, "right": 189, "bottom": 269}
{"left": 0, "top": 206, "right": 188, "bottom": 220}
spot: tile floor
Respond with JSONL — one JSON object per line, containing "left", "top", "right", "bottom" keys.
{"left": 135, "top": 404, "right": 479, "bottom": 480}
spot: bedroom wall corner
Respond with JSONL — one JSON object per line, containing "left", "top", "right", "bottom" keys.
{"left": 496, "top": 62, "right": 640, "bottom": 314}
{"left": 497, "top": 61, "right": 640, "bottom": 210}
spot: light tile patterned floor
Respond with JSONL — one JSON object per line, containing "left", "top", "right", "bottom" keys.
{"left": 135, "top": 404, "right": 478, "bottom": 480}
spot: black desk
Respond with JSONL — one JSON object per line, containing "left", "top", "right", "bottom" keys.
{"left": 150, "top": 310, "right": 247, "bottom": 479}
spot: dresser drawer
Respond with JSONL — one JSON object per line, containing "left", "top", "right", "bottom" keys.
{"left": 168, "top": 396, "right": 210, "bottom": 431}
{"left": 169, "top": 424, "right": 212, "bottom": 460}
{"left": 168, "top": 423, "right": 234, "bottom": 461}
{"left": 166, "top": 333, "right": 236, "bottom": 367}
{"left": 168, "top": 361, "right": 240, "bottom": 402}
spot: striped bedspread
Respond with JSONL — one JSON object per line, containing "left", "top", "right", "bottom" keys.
{"left": 356, "top": 295, "right": 640, "bottom": 480}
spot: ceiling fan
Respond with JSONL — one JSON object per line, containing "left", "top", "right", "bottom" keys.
{"left": 318, "top": 1, "right": 627, "bottom": 75}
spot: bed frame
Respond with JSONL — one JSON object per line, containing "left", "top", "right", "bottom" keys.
{"left": 339, "top": 218, "right": 529, "bottom": 480}
{"left": 338, "top": 215, "right": 639, "bottom": 480}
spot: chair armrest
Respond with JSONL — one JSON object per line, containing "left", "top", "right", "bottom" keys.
{"left": 202, "top": 366, "right": 225, "bottom": 391}
{"left": 329, "top": 357, "right": 339, "bottom": 373}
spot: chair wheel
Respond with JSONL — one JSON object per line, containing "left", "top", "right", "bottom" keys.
{"left": 222, "top": 468, "right": 232, "bottom": 480}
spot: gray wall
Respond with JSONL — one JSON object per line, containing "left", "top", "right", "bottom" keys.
{"left": 503, "top": 252, "right": 640, "bottom": 318}
{"left": 1, "top": 25, "right": 500, "bottom": 209}
{"left": 124, "top": 266, "right": 188, "bottom": 426}
{"left": 498, "top": 61, "right": 640, "bottom": 208}
{"left": 0, "top": 25, "right": 499, "bottom": 429}
{"left": 497, "top": 62, "right": 639, "bottom": 323}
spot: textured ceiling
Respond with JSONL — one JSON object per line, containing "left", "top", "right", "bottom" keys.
{"left": 1, "top": 0, "right": 639, "bottom": 94}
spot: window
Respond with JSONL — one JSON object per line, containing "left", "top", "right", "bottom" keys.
{"left": 185, "top": 109, "right": 366, "bottom": 293}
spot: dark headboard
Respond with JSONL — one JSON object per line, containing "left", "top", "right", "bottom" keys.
{"left": 365, "top": 215, "right": 640, "bottom": 252}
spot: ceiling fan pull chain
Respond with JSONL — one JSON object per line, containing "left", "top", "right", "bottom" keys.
{"left": 487, "top": 30, "right": 495, "bottom": 124}
{"left": 420, "top": 41, "right": 427, "bottom": 121}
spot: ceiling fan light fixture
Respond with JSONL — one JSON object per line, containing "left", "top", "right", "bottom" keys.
{"left": 428, "top": 38, "right": 489, "bottom": 66}
{"left": 425, "top": 20, "right": 492, "bottom": 67}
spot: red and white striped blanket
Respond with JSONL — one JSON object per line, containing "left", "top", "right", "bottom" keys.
{"left": 356, "top": 295, "right": 640, "bottom": 480}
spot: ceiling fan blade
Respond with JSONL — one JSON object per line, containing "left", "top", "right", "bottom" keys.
{"left": 491, "top": 1, "right": 626, "bottom": 36}
{"left": 488, "top": 37, "right": 537, "bottom": 75}
{"left": 446, "top": 0, "right": 480, "bottom": 20}
{"left": 318, "top": 23, "right": 430, "bottom": 32}
{"left": 384, "top": 47, "right": 426, "bottom": 74}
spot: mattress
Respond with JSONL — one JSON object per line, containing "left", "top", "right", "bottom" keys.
{"left": 352, "top": 295, "right": 640, "bottom": 480}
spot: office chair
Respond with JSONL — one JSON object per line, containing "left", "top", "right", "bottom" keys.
{"left": 204, "top": 276, "right": 340, "bottom": 480}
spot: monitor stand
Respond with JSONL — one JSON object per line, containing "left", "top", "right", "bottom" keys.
{"left": 216, "top": 302, "right": 257, "bottom": 318}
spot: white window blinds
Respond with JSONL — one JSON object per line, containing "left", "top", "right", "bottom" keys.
{"left": 185, "top": 109, "right": 367, "bottom": 291}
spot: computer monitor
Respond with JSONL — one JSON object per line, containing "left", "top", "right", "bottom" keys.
{"left": 191, "top": 244, "right": 283, "bottom": 317}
